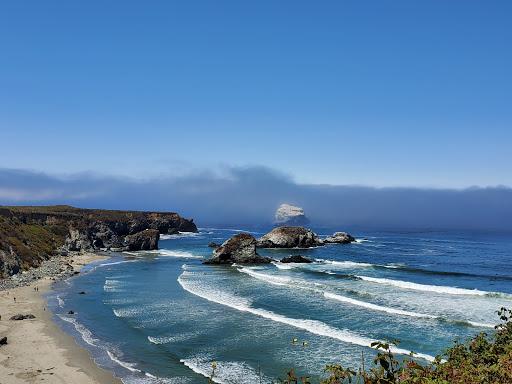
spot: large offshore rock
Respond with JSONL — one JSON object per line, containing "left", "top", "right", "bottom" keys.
{"left": 324, "top": 232, "right": 356, "bottom": 244}
{"left": 280, "top": 255, "right": 313, "bottom": 263}
{"left": 274, "top": 204, "right": 309, "bottom": 225}
{"left": 204, "top": 233, "right": 271, "bottom": 264}
{"left": 257, "top": 227, "right": 323, "bottom": 248}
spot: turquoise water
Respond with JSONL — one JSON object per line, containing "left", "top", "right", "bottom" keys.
{"left": 48, "top": 228, "right": 512, "bottom": 383}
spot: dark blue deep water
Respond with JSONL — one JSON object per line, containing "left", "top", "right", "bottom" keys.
{"left": 47, "top": 228, "right": 512, "bottom": 383}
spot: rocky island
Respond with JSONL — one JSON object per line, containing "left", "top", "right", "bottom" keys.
{"left": 256, "top": 226, "right": 321, "bottom": 248}
{"left": 0, "top": 205, "right": 197, "bottom": 278}
{"left": 204, "top": 226, "right": 356, "bottom": 264}
{"left": 204, "top": 233, "right": 271, "bottom": 264}
{"left": 274, "top": 203, "right": 310, "bottom": 226}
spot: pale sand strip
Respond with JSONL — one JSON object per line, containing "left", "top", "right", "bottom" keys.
{"left": 0, "top": 253, "right": 121, "bottom": 384}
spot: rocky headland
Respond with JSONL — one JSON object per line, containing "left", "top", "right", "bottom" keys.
{"left": 0, "top": 205, "right": 197, "bottom": 278}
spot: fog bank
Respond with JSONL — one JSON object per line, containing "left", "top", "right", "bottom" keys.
{"left": 1, "top": 167, "right": 511, "bottom": 231}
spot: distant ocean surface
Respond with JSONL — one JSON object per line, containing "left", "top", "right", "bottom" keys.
{"left": 47, "top": 228, "right": 512, "bottom": 383}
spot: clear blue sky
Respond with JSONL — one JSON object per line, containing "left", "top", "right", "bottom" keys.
{"left": 1, "top": 1, "right": 510, "bottom": 187}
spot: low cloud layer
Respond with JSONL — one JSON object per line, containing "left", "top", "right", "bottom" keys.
{"left": 1, "top": 167, "right": 511, "bottom": 231}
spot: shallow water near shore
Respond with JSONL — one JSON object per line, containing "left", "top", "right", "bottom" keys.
{"left": 48, "top": 228, "right": 512, "bottom": 383}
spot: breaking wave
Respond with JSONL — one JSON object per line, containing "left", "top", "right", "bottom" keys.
{"left": 160, "top": 232, "right": 202, "bottom": 240}
{"left": 57, "top": 315, "right": 99, "bottom": 347}
{"left": 148, "top": 332, "right": 198, "bottom": 345}
{"left": 238, "top": 267, "right": 292, "bottom": 286}
{"left": 177, "top": 271, "right": 435, "bottom": 361}
{"left": 100, "top": 260, "right": 139, "bottom": 267}
{"left": 145, "top": 250, "right": 203, "bottom": 259}
{"left": 238, "top": 268, "right": 494, "bottom": 328}
{"left": 181, "top": 356, "right": 272, "bottom": 384}
{"left": 356, "top": 275, "right": 510, "bottom": 297}
{"left": 107, "top": 350, "right": 141, "bottom": 373}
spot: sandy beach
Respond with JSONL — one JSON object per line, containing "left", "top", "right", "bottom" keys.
{"left": 0, "top": 253, "right": 121, "bottom": 384}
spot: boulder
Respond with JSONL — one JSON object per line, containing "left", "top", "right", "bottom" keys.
{"left": 324, "top": 232, "right": 356, "bottom": 244}
{"left": 274, "top": 204, "right": 309, "bottom": 226}
{"left": 10, "top": 314, "right": 36, "bottom": 321}
{"left": 123, "top": 229, "right": 159, "bottom": 251}
{"left": 281, "top": 255, "right": 313, "bottom": 263}
{"left": 257, "top": 227, "right": 323, "bottom": 248}
{"left": 208, "top": 242, "right": 221, "bottom": 248}
{"left": 0, "top": 336, "right": 7, "bottom": 346}
{"left": 204, "top": 233, "right": 271, "bottom": 265}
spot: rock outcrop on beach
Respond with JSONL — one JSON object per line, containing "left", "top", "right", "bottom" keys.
{"left": 324, "top": 232, "right": 356, "bottom": 244}
{"left": 10, "top": 314, "right": 36, "bottom": 321}
{"left": 204, "top": 233, "right": 271, "bottom": 265}
{"left": 0, "top": 205, "right": 197, "bottom": 278}
{"left": 274, "top": 204, "right": 310, "bottom": 226}
{"left": 280, "top": 255, "right": 313, "bottom": 263}
{"left": 257, "top": 226, "right": 323, "bottom": 248}
{"left": 124, "top": 229, "right": 160, "bottom": 251}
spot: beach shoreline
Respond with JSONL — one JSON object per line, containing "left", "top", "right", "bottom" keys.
{"left": 0, "top": 253, "right": 121, "bottom": 384}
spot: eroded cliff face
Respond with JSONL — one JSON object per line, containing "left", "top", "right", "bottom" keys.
{"left": 0, "top": 205, "right": 197, "bottom": 277}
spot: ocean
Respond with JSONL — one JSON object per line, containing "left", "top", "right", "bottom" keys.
{"left": 47, "top": 228, "right": 512, "bottom": 383}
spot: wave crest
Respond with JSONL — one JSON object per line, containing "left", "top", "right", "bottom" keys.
{"left": 177, "top": 271, "right": 435, "bottom": 361}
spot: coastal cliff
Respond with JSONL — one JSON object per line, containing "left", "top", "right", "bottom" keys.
{"left": 0, "top": 205, "right": 197, "bottom": 278}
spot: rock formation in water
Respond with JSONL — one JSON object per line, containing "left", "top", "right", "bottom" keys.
{"left": 203, "top": 233, "right": 271, "bottom": 264}
{"left": 324, "top": 232, "right": 356, "bottom": 244}
{"left": 274, "top": 204, "right": 310, "bottom": 226}
{"left": 257, "top": 226, "right": 322, "bottom": 248}
{"left": 280, "top": 255, "right": 313, "bottom": 263}
{"left": 0, "top": 205, "right": 197, "bottom": 278}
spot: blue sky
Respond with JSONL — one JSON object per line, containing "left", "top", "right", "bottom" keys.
{"left": 1, "top": 1, "right": 511, "bottom": 187}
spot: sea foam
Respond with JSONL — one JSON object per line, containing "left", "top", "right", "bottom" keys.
{"left": 356, "top": 275, "right": 507, "bottom": 297}
{"left": 177, "top": 272, "right": 435, "bottom": 361}
{"left": 57, "top": 315, "right": 99, "bottom": 347}
{"left": 238, "top": 268, "right": 495, "bottom": 328}
{"left": 107, "top": 350, "right": 141, "bottom": 373}
{"left": 145, "top": 250, "right": 203, "bottom": 259}
{"left": 160, "top": 232, "right": 202, "bottom": 240}
{"left": 180, "top": 355, "right": 273, "bottom": 384}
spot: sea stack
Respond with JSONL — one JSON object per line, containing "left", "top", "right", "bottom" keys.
{"left": 324, "top": 232, "right": 356, "bottom": 244}
{"left": 257, "top": 226, "right": 322, "bottom": 248}
{"left": 274, "top": 204, "right": 309, "bottom": 226}
{"left": 203, "top": 233, "right": 271, "bottom": 264}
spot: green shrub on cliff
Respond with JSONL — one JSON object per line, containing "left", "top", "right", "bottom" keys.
{"left": 278, "top": 308, "right": 512, "bottom": 384}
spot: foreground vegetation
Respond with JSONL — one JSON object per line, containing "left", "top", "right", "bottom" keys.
{"left": 280, "top": 308, "right": 512, "bottom": 384}
{"left": 207, "top": 308, "right": 512, "bottom": 383}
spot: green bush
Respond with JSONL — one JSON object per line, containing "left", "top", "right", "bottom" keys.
{"left": 277, "top": 308, "right": 512, "bottom": 384}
